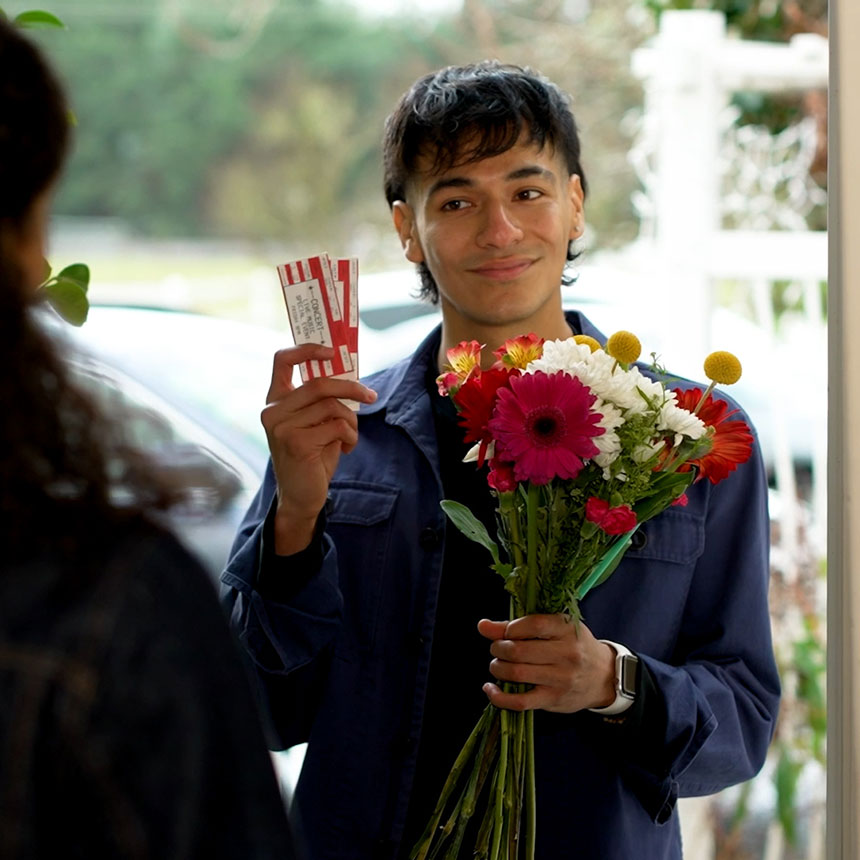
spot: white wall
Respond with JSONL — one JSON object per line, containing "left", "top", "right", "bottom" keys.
{"left": 828, "top": 1, "right": 860, "bottom": 857}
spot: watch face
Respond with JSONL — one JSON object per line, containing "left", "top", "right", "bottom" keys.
{"left": 620, "top": 655, "right": 639, "bottom": 698}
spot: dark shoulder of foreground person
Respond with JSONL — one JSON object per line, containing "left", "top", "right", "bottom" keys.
{"left": 46, "top": 516, "right": 297, "bottom": 860}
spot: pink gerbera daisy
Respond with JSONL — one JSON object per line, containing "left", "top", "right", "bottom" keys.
{"left": 487, "top": 371, "right": 605, "bottom": 485}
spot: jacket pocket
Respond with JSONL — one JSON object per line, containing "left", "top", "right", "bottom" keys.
{"left": 628, "top": 507, "right": 705, "bottom": 566}
{"left": 584, "top": 506, "right": 707, "bottom": 657}
{"left": 327, "top": 481, "right": 400, "bottom": 652}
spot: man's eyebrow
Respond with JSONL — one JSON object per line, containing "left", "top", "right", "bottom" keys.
{"left": 426, "top": 164, "right": 556, "bottom": 197}
{"left": 426, "top": 176, "right": 473, "bottom": 197}
{"left": 507, "top": 165, "right": 556, "bottom": 183}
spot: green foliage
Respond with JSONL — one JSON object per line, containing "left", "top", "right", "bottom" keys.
{"left": 441, "top": 500, "right": 503, "bottom": 569}
{"left": 11, "top": 0, "right": 443, "bottom": 244}
{"left": 4, "top": 7, "right": 91, "bottom": 322}
{"left": 40, "top": 262, "right": 90, "bottom": 325}
{"left": 10, "top": 8, "right": 63, "bottom": 28}
{"left": 6, "top": 0, "right": 646, "bottom": 252}
{"left": 639, "top": 0, "right": 828, "bottom": 133}
{"left": 641, "top": 0, "right": 822, "bottom": 41}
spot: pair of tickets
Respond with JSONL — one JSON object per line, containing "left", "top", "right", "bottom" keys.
{"left": 277, "top": 254, "right": 359, "bottom": 403}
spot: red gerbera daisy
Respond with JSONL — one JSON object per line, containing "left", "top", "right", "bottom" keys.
{"left": 452, "top": 367, "right": 515, "bottom": 465}
{"left": 487, "top": 371, "right": 604, "bottom": 485}
{"left": 672, "top": 388, "right": 754, "bottom": 484}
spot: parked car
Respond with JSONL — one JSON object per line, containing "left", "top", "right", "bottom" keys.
{"left": 43, "top": 305, "right": 285, "bottom": 580}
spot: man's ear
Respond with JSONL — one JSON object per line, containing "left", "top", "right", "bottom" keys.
{"left": 392, "top": 201, "right": 425, "bottom": 264}
{"left": 567, "top": 174, "right": 585, "bottom": 241}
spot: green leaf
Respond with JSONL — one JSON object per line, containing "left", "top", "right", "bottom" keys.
{"left": 774, "top": 748, "right": 801, "bottom": 846}
{"left": 440, "top": 500, "right": 500, "bottom": 566}
{"left": 57, "top": 262, "right": 90, "bottom": 292}
{"left": 492, "top": 562, "right": 513, "bottom": 580}
{"left": 633, "top": 472, "right": 695, "bottom": 523}
{"left": 14, "top": 10, "right": 65, "bottom": 29}
{"left": 41, "top": 279, "right": 89, "bottom": 326}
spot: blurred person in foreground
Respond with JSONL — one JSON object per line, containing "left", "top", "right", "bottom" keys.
{"left": 223, "top": 61, "right": 780, "bottom": 858}
{"left": 0, "top": 19, "right": 298, "bottom": 860}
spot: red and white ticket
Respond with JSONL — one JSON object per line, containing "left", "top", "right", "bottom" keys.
{"left": 277, "top": 254, "right": 354, "bottom": 382}
{"left": 333, "top": 256, "right": 359, "bottom": 378}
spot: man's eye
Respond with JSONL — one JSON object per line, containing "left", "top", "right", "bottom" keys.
{"left": 517, "top": 189, "right": 543, "bottom": 201}
{"left": 441, "top": 199, "right": 469, "bottom": 211}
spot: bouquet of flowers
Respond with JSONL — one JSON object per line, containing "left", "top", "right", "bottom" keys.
{"left": 409, "top": 330, "right": 754, "bottom": 860}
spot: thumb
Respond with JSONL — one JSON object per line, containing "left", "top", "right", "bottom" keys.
{"left": 477, "top": 618, "right": 509, "bottom": 641}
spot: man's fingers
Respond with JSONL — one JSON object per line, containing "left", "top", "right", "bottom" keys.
{"left": 489, "top": 657, "right": 573, "bottom": 687}
{"left": 262, "top": 394, "right": 359, "bottom": 438}
{"left": 477, "top": 618, "right": 509, "bottom": 640}
{"left": 267, "top": 344, "right": 336, "bottom": 403}
{"left": 479, "top": 615, "right": 574, "bottom": 642}
{"left": 272, "top": 418, "right": 359, "bottom": 458}
{"left": 482, "top": 682, "right": 549, "bottom": 712}
{"left": 503, "top": 614, "right": 575, "bottom": 641}
{"left": 489, "top": 638, "right": 559, "bottom": 665}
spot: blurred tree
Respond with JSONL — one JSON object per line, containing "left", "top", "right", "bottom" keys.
{"left": 14, "top": 0, "right": 648, "bottom": 255}
{"left": 640, "top": 0, "right": 827, "bottom": 184}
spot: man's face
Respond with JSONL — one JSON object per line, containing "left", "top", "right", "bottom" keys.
{"left": 393, "top": 136, "right": 584, "bottom": 336}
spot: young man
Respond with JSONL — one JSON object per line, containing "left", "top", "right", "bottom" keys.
{"left": 223, "top": 62, "right": 780, "bottom": 859}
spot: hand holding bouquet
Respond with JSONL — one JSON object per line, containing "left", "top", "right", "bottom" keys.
{"left": 410, "top": 330, "right": 753, "bottom": 860}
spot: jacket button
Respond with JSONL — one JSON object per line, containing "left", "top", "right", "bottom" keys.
{"left": 419, "top": 526, "right": 441, "bottom": 550}
{"left": 631, "top": 529, "right": 648, "bottom": 551}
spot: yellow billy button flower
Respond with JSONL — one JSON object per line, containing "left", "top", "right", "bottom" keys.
{"left": 692, "top": 350, "right": 743, "bottom": 416}
{"left": 606, "top": 330, "right": 641, "bottom": 371}
{"left": 704, "top": 351, "right": 742, "bottom": 385}
{"left": 573, "top": 334, "right": 601, "bottom": 353}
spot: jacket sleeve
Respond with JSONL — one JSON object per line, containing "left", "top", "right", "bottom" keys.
{"left": 584, "top": 440, "right": 781, "bottom": 823}
{"left": 221, "top": 460, "right": 344, "bottom": 750}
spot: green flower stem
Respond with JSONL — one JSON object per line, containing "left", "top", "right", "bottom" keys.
{"left": 409, "top": 705, "right": 493, "bottom": 860}
{"left": 525, "top": 484, "right": 540, "bottom": 613}
{"left": 524, "top": 710, "right": 536, "bottom": 860}
{"left": 489, "top": 708, "right": 511, "bottom": 860}
{"left": 475, "top": 767, "right": 500, "bottom": 859}
{"left": 443, "top": 705, "right": 499, "bottom": 860}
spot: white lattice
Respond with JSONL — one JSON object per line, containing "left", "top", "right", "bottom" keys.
{"left": 719, "top": 111, "right": 827, "bottom": 231}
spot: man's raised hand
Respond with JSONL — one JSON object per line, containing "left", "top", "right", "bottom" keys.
{"left": 261, "top": 343, "right": 376, "bottom": 555}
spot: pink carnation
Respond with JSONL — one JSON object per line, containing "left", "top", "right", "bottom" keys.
{"left": 585, "top": 497, "right": 638, "bottom": 535}
{"left": 487, "top": 459, "right": 518, "bottom": 493}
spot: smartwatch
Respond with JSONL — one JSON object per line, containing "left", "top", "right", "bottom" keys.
{"left": 589, "top": 640, "right": 639, "bottom": 716}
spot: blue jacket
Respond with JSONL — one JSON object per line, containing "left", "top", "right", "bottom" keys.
{"left": 222, "top": 313, "right": 780, "bottom": 859}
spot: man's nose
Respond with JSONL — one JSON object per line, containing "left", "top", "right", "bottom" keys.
{"left": 476, "top": 201, "right": 524, "bottom": 248}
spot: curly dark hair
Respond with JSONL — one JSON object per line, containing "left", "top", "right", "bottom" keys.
{"left": 382, "top": 60, "right": 588, "bottom": 303}
{"left": 0, "top": 20, "right": 174, "bottom": 559}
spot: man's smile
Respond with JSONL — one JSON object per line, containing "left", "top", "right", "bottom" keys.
{"left": 468, "top": 257, "right": 536, "bottom": 281}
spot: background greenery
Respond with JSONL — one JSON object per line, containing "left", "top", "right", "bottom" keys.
{"left": 14, "top": 0, "right": 648, "bottom": 261}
